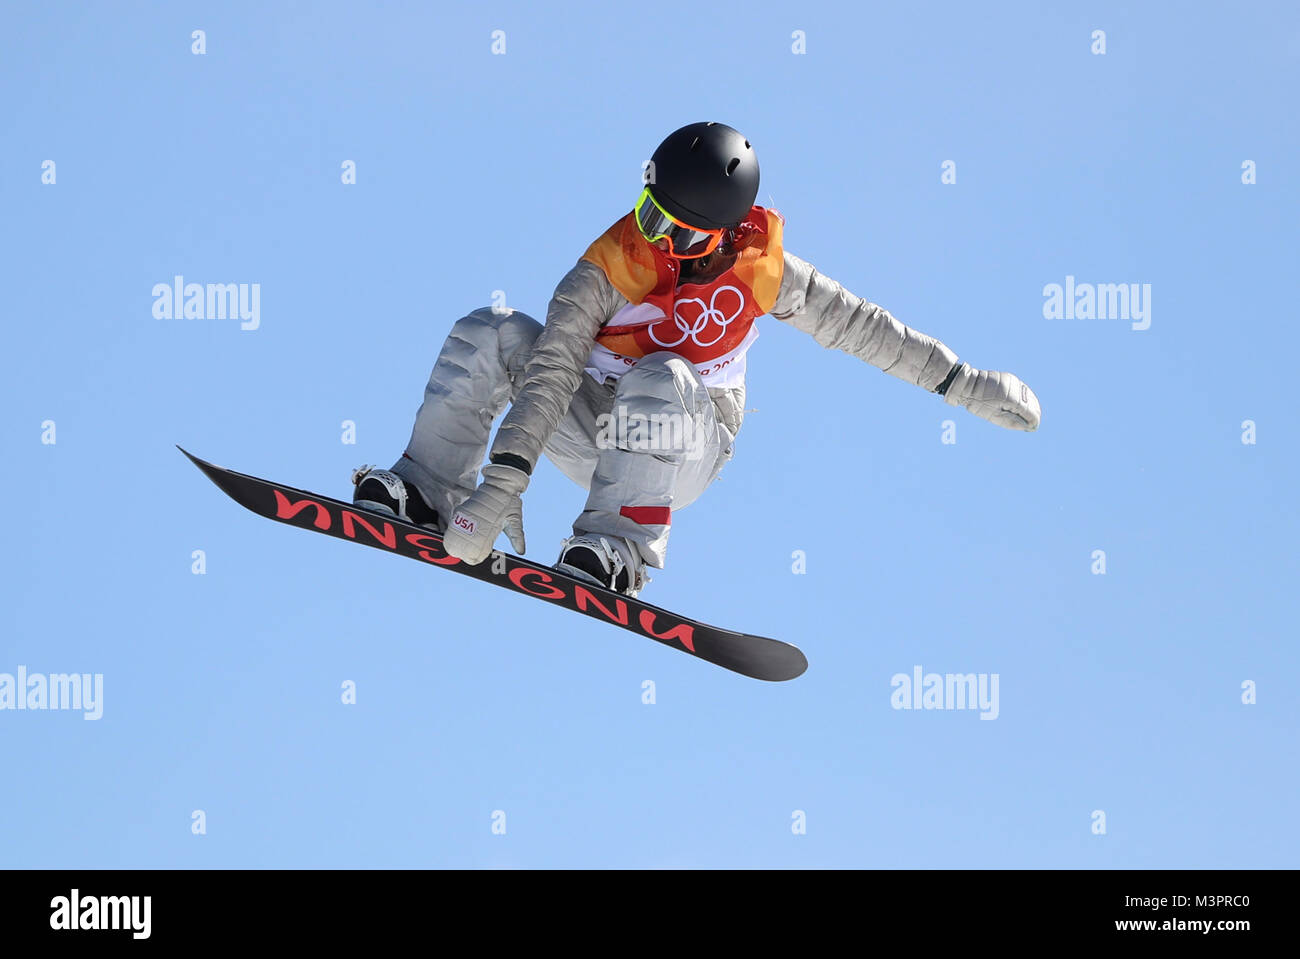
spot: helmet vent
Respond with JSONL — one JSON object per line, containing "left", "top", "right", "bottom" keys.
{"left": 725, "top": 157, "right": 740, "bottom": 176}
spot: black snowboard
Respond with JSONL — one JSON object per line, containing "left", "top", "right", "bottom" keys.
{"left": 180, "top": 449, "right": 807, "bottom": 682}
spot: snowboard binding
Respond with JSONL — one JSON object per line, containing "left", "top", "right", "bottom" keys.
{"left": 351, "top": 465, "right": 442, "bottom": 531}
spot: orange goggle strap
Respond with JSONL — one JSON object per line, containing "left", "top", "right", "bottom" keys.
{"left": 633, "top": 187, "right": 723, "bottom": 259}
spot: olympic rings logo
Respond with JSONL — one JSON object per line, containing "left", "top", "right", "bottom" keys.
{"left": 648, "top": 285, "right": 746, "bottom": 349}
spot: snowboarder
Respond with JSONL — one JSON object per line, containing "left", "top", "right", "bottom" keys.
{"left": 351, "top": 121, "right": 1040, "bottom": 597}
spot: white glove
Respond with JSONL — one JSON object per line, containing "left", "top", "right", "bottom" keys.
{"left": 942, "top": 363, "right": 1041, "bottom": 431}
{"left": 442, "top": 463, "right": 529, "bottom": 564}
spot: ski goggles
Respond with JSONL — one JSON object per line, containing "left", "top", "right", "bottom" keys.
{"left": 633, "top": 187, "right": 724, "bottom": 259}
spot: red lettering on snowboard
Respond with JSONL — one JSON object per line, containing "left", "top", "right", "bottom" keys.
{"left": 273, "top": 490, "right": 331, "bottom": 530}
{"left": 341, "top": 510, "right": 396, "bottom": 549}
{"left": 404, "top": 531, "right": 460, "bottom": 565}
{"left": 574, "top": 586, "right": 629, "bottom": 626}
{"left": 638, "top": 609, "right": 696, "bottom": 653}
{"left": 509, "top": 567, "right": 566, "bottom": 599}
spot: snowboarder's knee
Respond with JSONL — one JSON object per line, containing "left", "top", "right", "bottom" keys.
{"left": 449, "top": 308, "right": 542, "bottom": 361}
{"left": 615, "top": 352, "right": 705, "bottom": 408}
{"left": 459, "top": 306, "right": 542, "bottom": 336}
{"left": 621, "top": 352, "right": 702, "bottom": 388}
{"left": 629, "top": 351, "right": 692, "bottom": 374}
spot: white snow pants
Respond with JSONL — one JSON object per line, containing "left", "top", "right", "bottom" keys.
{"left": 391, "top": 307, "right": 734, "bottom": 568}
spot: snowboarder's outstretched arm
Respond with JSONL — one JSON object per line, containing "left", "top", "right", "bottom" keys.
{"left": 771, "top": 251, "right": 1040, "bottom": 431}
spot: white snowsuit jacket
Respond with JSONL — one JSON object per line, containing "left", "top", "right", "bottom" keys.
{"left": 488, "top": 251, "right": 961, "bottom": 471}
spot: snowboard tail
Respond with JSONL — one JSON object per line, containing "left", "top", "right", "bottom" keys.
{"left": 180, "top": 448, "right": 807, "bottom": 682}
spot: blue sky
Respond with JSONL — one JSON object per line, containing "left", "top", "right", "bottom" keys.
{"left": 2, "top": 0, "right": 1296, "bottom": 867}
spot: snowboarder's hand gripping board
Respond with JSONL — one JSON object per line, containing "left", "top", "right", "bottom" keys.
{"left": 941, "top": 363, "right": 1041, "bottom": 432}
{"left": 443, "top": 462, "right": 529, "bottom": 564}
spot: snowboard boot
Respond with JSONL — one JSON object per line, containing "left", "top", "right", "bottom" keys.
{"left": 555, "top": 534, "right": 649, "bottom": 597}
{"left": 350, "top": 465, "right": 442, "bottom": 531}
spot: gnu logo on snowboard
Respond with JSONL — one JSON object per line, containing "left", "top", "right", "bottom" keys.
{"left": 650, "top": 285, "right": 746, "bottom": 349}
{"left": 179, "top": 448, "right": 808, "bottom": 681}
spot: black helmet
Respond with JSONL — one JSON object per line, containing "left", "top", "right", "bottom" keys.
{"left": 646, "top": 122, "right": 759, "bottom": 230}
